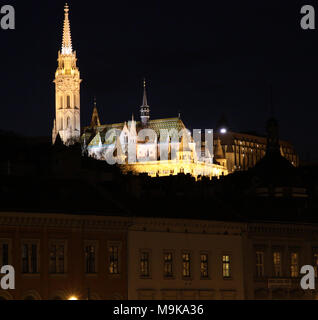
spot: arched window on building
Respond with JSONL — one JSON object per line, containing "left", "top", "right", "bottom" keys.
{"left": 67, "top": 95, "right": 71, "bottom": 108}
{"left": 67, "top": 117, "right": 71, "bottom": 129}
{"left": 60, "top": 96, "right": 63, "bottom": 109}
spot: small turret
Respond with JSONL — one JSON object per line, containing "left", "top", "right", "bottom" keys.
{"left": 90, "top": 98, "right": 101, "bottom": 127}
{"left": 140, "top": 79, "right": 150, "bottom": 127}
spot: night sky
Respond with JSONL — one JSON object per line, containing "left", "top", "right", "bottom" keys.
{"left": 0, "top": 0, "right": 317, "bottom": 160}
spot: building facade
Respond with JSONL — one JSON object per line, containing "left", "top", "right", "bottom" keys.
{"left": 127, "top": 218, "right": 245, "bottom": 300}
{"left": 1, "top": 212, "right": 318, "bottom": 300}
{"left": 0, "top": 212, "right": 128, "bottom": 300}
{"left": 212, "top": 131, "right": 299, "bottom": 174}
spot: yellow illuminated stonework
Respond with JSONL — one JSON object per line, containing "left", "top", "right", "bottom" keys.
{"left": 52, "top": 4, "right": 82, "bottom": 146}
{"left": 121, "top": 160, "right": 227, "bottom": 180}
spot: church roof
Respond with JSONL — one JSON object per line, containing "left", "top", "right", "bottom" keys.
{"left": 84, "top": 117, "right": 186, "bottom": 147}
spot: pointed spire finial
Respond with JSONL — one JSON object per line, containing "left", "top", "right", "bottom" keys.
{"left": 142, "top": 78, "right": 148, "bottom": 107}
{"left": 61, "top": 3, "right": 72, "bottom": 55}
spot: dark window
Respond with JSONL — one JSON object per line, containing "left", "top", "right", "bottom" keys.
{"left": 85, "top": 245, "right": 96, "bottom": 274}
{"left": 2, "top": 244, "right": 8, "bottom": 266}
{"left": 49, "top": 243, "right": 65, "bottom": 274}
{"left": 22, "top": 243, "right": 38, "bottom": 274}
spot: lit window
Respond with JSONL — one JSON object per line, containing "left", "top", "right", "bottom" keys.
{"left": 108, "top": 245, "right": 120, "bottom": 275}
{"left": 164, "top": 252, "right": 173, "bottom": 278}
{"left": 273, "top": 252, "right": 282, "bottom": 277}
{"left": 182, "top": 253, "right": 191, "bottom": 278}
{"left": 140, "top": 251, "right": 150, "bottom": 278}
{"left": 255, "top": 251, "right": 264, "bottom": 277}
{"left": 222, "top": 255, "right": 231, "bottom": 278}
{"left": 200, "top": 253, "right": 209, "bottom": 278}
{"left": 290, "top": 252, "right": 299, "bottom": 278}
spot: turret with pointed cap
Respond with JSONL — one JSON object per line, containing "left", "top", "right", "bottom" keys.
{"left": 140, "top": 78, "right": 150, "bottom": 127}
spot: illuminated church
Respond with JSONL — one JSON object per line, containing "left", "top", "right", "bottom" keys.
{"left": 52, "top": 4, "right": 227, "bottom": 179}
{"left": 52, "top": 5, "right": 298, "bottom": 178}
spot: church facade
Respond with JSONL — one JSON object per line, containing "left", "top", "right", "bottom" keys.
{"left": 52, "top": 5, "right": 227, "bottom": 179}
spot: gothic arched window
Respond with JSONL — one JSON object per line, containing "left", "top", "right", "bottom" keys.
{"left": 67, "top": 95, "right": 71, "bottom": 108}
{"left": 60, "top": 96, "right": 63, "bottom": 109}
{"left": 67, "top": 117, "right": 71, "bottom": 129}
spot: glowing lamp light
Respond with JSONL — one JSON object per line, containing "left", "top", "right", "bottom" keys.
{"left": 220, "top": 128, "right": 227, "bottom": 134}
{"left": 68, "top": 296, "right": 78, "bottom": 301}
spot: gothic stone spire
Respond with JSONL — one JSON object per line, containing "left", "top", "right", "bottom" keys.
{"left": 62, "top": 3, "right": 73, "bottom": 55}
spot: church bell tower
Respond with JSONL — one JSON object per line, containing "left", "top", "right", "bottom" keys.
{"left": 52, "top": 4, "right": 82, "bottom": 145}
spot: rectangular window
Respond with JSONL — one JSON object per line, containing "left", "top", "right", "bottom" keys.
{"left": 200, "top": 253, "right": 209, "bottom": 278}
{"left": 140, "top": 251, "right": 150, "bottom": 278}
{"left": 49, "top": 241, "right": 66, "bottom": 274}
{"left": 314, "top": 253, "right": 318, "bottom": 278}
{"left": 164, "top": 252, "right": 173, "bottom": 278}
{"left": 256, "top": 251, "right": 264, "bottom": 277}
{"left": 22, "top": 241, "right": 39, "bottom": 274}
{"left": 273, "top": 252, "right": 282, "bottom": 277}
{"left": 85, "top": 244, "right": 96, "bottom": 274}
{"left": 290, "top": 252, "right": 299, "bottom": 278}
{"left": 109, "top": 245, "right": 119, "bottom": 275}
{"left": 222, "top": 255, "right": 231, "bottom": 278}
{"left": 182, "top": 252, "right": 191, "bottom": 278}
{"left": 0, "top": 241, "right": 10, "bottom": 266}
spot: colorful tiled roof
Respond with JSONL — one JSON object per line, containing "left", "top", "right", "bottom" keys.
{"left": 83, "top": 117, "right": 186, "bottom": 147}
